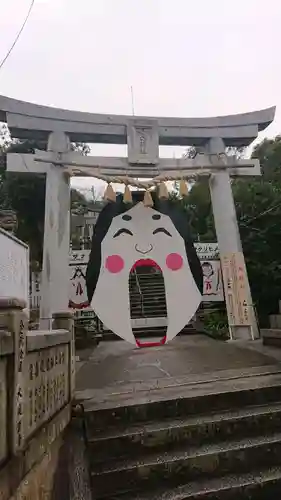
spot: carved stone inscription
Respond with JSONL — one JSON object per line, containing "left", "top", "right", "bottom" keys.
{"left": 13, "top": 317, "right": 27, "bottom": 453}
{"left": 127, "top": 119, "right": 159, "bottom": 165}
{"left": 24, "top": 345, "right": 69, "bottom": 439}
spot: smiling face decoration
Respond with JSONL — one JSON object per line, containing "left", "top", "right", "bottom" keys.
{"left": 86, "top": 193, "right": 203, "bottom": 346}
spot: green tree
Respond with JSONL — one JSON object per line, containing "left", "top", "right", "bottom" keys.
{"left": 252, "top": 135, "right": 281, "bottom": 181}
{"left": 0, "top": 128, "right": 89, "bottom": 267}
{"left": 232, "top": 137, "right": 281, "bottom": 324}
{"left": 169, "top": 139, "right": 281, "bottom": 325}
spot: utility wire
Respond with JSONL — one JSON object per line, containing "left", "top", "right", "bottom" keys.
{"left": 0, "top": 0, "right": 35, "bottom": 72}
{"left": 239, "top": 201, "right": 281, "bottom": 229}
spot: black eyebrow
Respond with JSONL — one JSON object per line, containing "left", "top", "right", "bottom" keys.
{"left": 122, "top": 214, "right": 132, "bottom": 221}
{"left": 113, "top": 228, "right": 133, "bottom": 238}
{"left": 152, "top": 214, "right": 161, "bottom": 220}
{"left": 152, "top": 227, "right": 172, "bottom": 237}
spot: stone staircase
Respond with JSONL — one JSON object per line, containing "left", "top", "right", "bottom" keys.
{"left": 129, "top": 267, "right": 167, "bottom": 320}
{"left": 81, "top": 369, "right": 281, "bottom": 499}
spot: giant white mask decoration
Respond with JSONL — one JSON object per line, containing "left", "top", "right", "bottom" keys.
{"left": 86, "top": 194, "right": 203, "bottom": 347}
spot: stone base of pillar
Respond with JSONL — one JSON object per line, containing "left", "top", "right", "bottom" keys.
{"left": 228, "top": 325, "right": 253, "bottom": 341}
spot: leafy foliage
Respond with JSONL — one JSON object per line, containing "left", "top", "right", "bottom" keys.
{"left": 0, "top": 126, "right": 88, "bottom": 267}
{"left": 170, "top": 137, "right": 281, "bottom": 325}
{"left": 201, "top": 309, "right": 229, "bottom": 340}
{"left": 232, "top": 154, "right": 281, "bottom": 324}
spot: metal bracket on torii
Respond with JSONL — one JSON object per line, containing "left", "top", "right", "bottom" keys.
{"left": 0, "top": 95, "right": 275, "bottom": 338}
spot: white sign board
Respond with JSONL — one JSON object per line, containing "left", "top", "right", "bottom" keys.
{"left": 221, "top": 252, "right": 251, "bottom": 326}
{"left": 194, "top": 242, "right": 219, "bottom": 260}
{"left": 0, "top": 228, "right": 29, "bottom": 309}
{"left": 69, "top": 250, "right": 91, "bottom": 312}
{"left": 194, "top": 243, "right": 224, "bottom": 302}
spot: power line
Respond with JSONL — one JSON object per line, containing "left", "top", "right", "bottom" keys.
{"left": 0, "top": 0, "right": 35, "bottom": 72}
{"left": 239, "top": 201, "right": 281, "bottom": 228}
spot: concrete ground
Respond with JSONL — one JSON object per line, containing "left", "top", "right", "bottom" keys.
{"left": 75, "top": 335, "right": 281, "bottom": 409}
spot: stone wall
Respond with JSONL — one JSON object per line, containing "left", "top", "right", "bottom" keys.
{"left": 0, "top": 299, "right": 75, "bottom": 500}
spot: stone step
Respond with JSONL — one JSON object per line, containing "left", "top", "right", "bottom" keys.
{"left": 137, "top": 277, "right": 163, "bottom": 280}
{"left": 269, "top": 314, "right": 281, "bottom": 329}
{"left": 132, "top": 284, "right": 164, "bottom": 291}
{"left": 130, "top": 291, "right": 166, "bottom": 298}
{"left": 88, "top": 402, "right": 281, "bottom": 464}
{"left": 83, "top": 372, "right": 281, "bottom": 430}
{"left": 130, "top": 310, "right": 167, "bottom": 316}
{"left": 262, "top": 329, "right": 281, "bottom": 347}
{"left": 129, "top": 277, "right": 163, "bottom": 283}
{"left": 134, "top": 327, "right": 196, "bottom": 338}
{"left": 130, "top": 301, "right": 166, "bottom": 308}
{"left": 90, "top": 432, "right": 281, "bottom": 498}
{"left": 129, "top": 285, "right": 164, "bottom": 291}
{"left": 101, "top": 326, "right": 196, "bottom": 341}
{"left": 132, "top": 291, "right": 165, "bottom": 298}
{"left": 110, "top": 466, "right": 281, "bottom": 499}
{"left": 130, "top": 294, "right": 166, "bottom": 301}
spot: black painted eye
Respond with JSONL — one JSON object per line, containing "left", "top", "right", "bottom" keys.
{"left": 153, "top": 228, "right": 172, "bottom": 237}
{"left": 152, "top": 214, "right": 161, "bottom": 220}
{"left": 113, "top": 228, "right": 133, "bottom": 238}
{"left": 122, "top": 214, "right": 132, "bottom": 221}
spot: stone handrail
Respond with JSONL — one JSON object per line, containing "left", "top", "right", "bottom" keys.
{"left": 0, "top": 298, "right": 75, "bottom": 500}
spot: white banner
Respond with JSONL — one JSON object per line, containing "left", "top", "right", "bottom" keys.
{"left": 0, "top": 228, "right": 29, "bottom": 310}
{"left": 68, "top": 251, "right": 90, "bottom": 311}
{"left": 201, "top": 259, "right": 224, "bottom": 302}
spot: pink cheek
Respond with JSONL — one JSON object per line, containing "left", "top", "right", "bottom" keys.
{"left": 105, "top": 255, "right": 124, "bottom": 273}
{"left": 166, "top": 253, "right": 183, "bottom": 271}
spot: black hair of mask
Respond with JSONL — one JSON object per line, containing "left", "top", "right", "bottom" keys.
{"left": 86, "top": 191, "right": 203, "bottom": 303}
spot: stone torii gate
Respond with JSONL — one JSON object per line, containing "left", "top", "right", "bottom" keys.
{"left": 0, "top": 95, "right": 275, "bottom": 339}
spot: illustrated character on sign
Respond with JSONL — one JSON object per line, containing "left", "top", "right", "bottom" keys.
{"left": 202, "top": 261, "right": 219, "bottom": 296}
{"left": 86, "top": 192, "right": 203, "bottom": 346}
{"left": 69, "top": 265, "right": 89, "bottom": 309}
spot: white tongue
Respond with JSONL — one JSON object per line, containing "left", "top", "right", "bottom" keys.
{"left": 91, "top": 267, "right": 136, "bottom": 344}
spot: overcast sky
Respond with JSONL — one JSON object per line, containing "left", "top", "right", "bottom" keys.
{"left": 0, "top": 0, "right": 280, "bottom": 195}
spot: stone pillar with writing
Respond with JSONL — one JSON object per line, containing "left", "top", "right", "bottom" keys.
{"left": 52, "top": 312, "right": 75, "bottom": 400}
{"left": 207, "top": 138, "right": 258, "bottom": 340}
{"left": 0, "top": 298, "right": 28, "bottom": 455}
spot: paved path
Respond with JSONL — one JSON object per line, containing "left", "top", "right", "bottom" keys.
{"left": 76, "top": 335, "right": 279, "bottom": 400}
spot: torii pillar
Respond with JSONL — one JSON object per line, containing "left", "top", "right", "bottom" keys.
{"left": 207, "top": 138, "right": 258, "bottom": 340}
{"left": 39, "top": 132, "right": 71, "bottom": 329}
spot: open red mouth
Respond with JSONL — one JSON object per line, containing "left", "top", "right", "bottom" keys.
{"left": 130, "top": 258, "right": 167, "bottom": 348}
{"left": 131, "top": 258, "right": 161, "bottom": 271}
